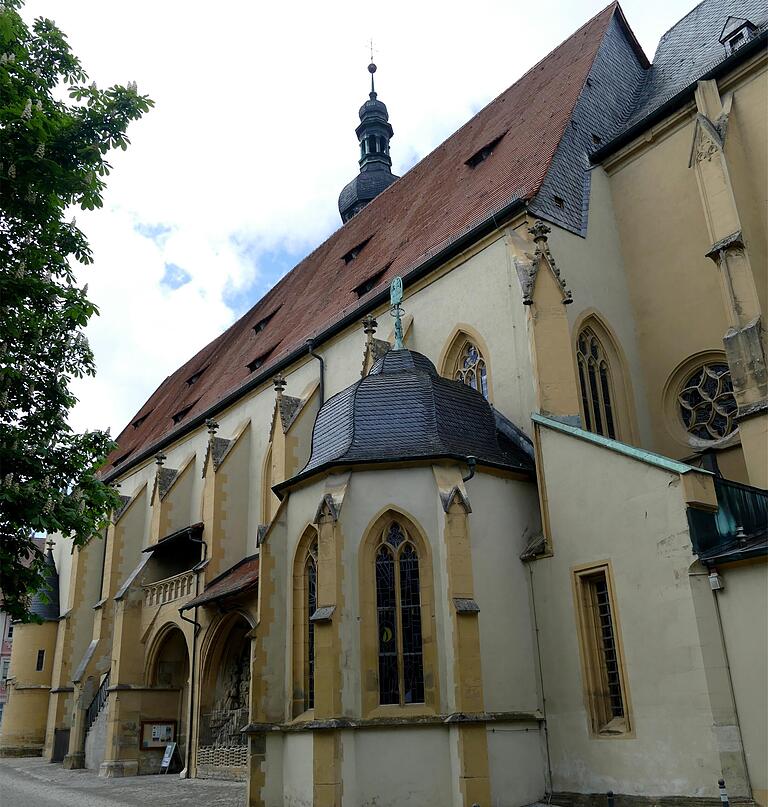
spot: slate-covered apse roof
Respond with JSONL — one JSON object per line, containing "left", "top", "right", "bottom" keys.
{"left": 278, "top": 349, "right": 534, "bottom": 491}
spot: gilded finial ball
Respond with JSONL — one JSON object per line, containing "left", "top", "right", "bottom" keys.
{"left": 368, "top": 62, "right": 377, "bottom": 74}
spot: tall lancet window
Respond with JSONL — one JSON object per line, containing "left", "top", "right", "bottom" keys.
{"left": 577, "top": 327, "right": 617, "bottom": 439}
{"left": 305, "top": 540, "right": 318, "bottom": 711}
{"left": 454, "top": 341, "right": 489, "bottom": 399}
{"left": 375, "top": 522, "right": 424, "bottom": 705}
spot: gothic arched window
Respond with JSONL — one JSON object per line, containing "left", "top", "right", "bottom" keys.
{"left": 576, "top": 326, "right": 617, "bottom": 439}
{"left": 454, "top": 341, "right": 489, "bottom": 399}
{"left": 305, "top": 540, "right": 318, "bottom": 711}
{"left": 375, "top": 522, "right": 424, "bottom": 705}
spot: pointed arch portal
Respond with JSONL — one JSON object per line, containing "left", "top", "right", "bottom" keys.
{"left": 197, "top": 613, "right": 252, "bottom": 778}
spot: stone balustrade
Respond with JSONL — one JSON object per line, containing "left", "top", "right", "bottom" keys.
{"left": 142, "top": 570, "right": 195, "bottom": 608}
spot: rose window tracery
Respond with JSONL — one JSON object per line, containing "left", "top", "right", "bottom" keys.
{"left": 677, "top": 363, "right": 737, "bottom": 441}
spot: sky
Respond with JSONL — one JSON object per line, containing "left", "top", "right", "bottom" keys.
{"left": 23, "top": 0, "right": 701, "bottom": 439}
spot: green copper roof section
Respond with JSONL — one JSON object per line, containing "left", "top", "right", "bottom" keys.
{"left": 532, "top": 413, "right": 711, "bottom": 476}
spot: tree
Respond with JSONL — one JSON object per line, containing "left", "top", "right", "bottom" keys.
{"left": 0, "top": 0, "right": 153, "bottom": 621}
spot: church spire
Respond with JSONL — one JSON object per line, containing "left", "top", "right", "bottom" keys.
{"left": 338, "top": 60, "right": 399, "bottom": 223}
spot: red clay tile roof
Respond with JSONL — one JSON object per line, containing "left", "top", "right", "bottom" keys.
{"left": 106, "top": 4, "right": 618, "bottom": 474}
{"left": 181, "top": 555, "right": 259, "bottom": 610}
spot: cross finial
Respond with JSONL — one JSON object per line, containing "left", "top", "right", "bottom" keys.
{"left": 205, "top": 418, "right": 219, "bottom": 438}
{"left": 389, "top": 277, "right": 404, "bottom": 350}
{"left": 46, "top": 538, "right": 55, "bottom": 553}
{"left": 154, "top": 451, "right": 166, "bottom": 467}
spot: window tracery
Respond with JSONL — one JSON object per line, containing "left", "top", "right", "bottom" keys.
{"left": 454, "top": 341, "right": 489, "bottom": 399}
{"left": 375, "top": 522, "right": 424, "bottom": 705}
{"left": 576, "top": 327, "right": 617, "bottom": 439}
{"left": 677, "top": 363, "right": 736, "bottom": 441}
{"left": 305, "top": 540, "right": 318, "bottom": 711}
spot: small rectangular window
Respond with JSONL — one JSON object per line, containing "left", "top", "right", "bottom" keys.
{"left": 36, "top": 650, "right": 45, "bottom": 672}
{"left": 573, "top": 563, "right": 630, "bottom": 735}
{"left": 7, "top": 624, "right": 13, "bottom": 638}
{"left": 1, "top": 659, "right": 10, "bottom": 680}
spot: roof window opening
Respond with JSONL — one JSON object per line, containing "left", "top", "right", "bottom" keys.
{"left": 247, "top": 350, "right": 272, "bottom": 374}
{"left": 253, "top": 306, "right": 280, "bottom": 334}
{"left": 112, "top": 448, "right": 135, "bottom": 467}
{"left": 592, "top": 133, "right": 603, "bottom": 146}
{"left": 354, "top": 262, "right": 392, "bottom": 298}
{"left": 171, "top": 399, "right": 199, "bottom": 425}
{"left": 553, "top": 195, "right": 565, "bottom": 209}
{"left": 342, "top": 236, "right": 373, "bottom": 265}
{"left": 186, "top": 365, "right": 207, "bottom": 386}
{"left": 465, "top": 132, "right": 506, "bottom": 168}
{"left": 132, "top": 410, "right": 153, "bottom": 429}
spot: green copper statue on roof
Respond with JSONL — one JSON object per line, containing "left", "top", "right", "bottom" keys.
{"left": 390, "top": 276, "right": 404, "bottom": 350}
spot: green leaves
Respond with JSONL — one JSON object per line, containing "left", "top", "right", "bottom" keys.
{"left": 0, "top": 1, "right": 152, "bottom": 622}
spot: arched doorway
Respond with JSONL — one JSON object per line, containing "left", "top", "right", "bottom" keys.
{"left": 148, "top": 625, "right": 190, "bottom": 766}
{"left": 197, "top": 613, "right": 251, "bottom": 779}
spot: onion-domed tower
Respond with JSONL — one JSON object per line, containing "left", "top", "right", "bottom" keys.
{"left": 338, "top": 62, "right": 399, "bottom": 223}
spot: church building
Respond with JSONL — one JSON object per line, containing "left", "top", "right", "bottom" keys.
{"left": 1, "top": 1, "right": 766, "bottom": 806}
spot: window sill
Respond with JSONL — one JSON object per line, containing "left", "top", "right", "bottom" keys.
{"left": 593, "top": 716, "right": 633, "bottom": 738}
{"left": 364, "top": 703, "right": 435, "bottom": 721}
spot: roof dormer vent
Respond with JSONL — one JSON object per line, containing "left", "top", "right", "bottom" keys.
{"left": 719, "top": 17, "right": 757, "bottom": 56}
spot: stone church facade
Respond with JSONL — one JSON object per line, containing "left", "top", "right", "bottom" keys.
{"left": 1, "top": 2, "right": 766, "bottom": 806}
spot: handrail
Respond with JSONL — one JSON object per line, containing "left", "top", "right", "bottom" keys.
{"left": 85, "top": 671, "right": 110, "bottom": 731}
{"left": 142, "top": 569, "right": 196, "bottom": 607}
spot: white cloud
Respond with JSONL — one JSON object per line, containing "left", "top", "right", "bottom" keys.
{"left": 22, "top": 0, "right": 699, "bottom": 437}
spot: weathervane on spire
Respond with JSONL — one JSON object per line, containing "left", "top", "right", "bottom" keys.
{"left": 390, "top": 276, "right": 404, "bottom": 350}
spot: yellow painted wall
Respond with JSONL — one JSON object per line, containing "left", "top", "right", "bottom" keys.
{"left": 715, "top": 560, "right": 768, "bottom": 806}
{"left": 532, "top": 424, "right": 744, "bottom": 798}
{"left": 606, "top": 113, "right": 731, "bottom": 461}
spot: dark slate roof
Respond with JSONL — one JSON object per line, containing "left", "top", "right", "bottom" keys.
{"left": 626, "top": 0, "right": 767, "bottom": 127}
{"left": 338, "top": 168, "right": 399, "bottom": 221}
{"left": 530, "top": 10, "right": 648, "bottom": 234}
{"left": 277, "top": 349, "right": 534, "bottom": 492}
{"left": 103, "top": 4, "right": 621, "bottom": 479}
{"left": 181, "top": 555, "right": 259, "bottom": 610}
{"left": 29, "top": 545, "right": 59, "bottom": 622}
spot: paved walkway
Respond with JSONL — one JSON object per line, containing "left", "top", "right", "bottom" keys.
{"left": 0, "top": 756, "right": 246, "bottom": 807}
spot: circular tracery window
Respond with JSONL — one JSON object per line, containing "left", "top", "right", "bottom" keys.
{"left": 677, "top": 363, "right": 737, "bottom": 441}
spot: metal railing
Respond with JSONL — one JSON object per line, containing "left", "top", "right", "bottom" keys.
{"left": 688, "top": 476, "right": 768, "bottom": 557}
{"left": 85, "top": 671, "right": 110, "bottom": 732}
{"left": 142, "top": 570, "right": 196, "bottom": 607}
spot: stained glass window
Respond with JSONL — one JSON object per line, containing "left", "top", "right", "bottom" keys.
{"left": 374, "top": 524, "right": 425, "bottom": 706}
{"left": 577, "top": 327, "right": 616, "bottom": 439}
{"left": 305, "top": 541, "right": 318, "bottom": 711}
{"left": 678, "top": 363, "right": 737, "bottom": 441}
{"left": 454, "top": 341, "right": 489, "bottom": 399}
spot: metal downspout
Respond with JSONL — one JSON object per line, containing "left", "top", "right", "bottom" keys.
{"left": 307, "top": 339, "right": 325, "bottom": 405}
{"left": 178, "top": 535, "right": 207, "bottom": 779}
{"left": 528, "top": 562, "right": 554, "bottom": 800}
